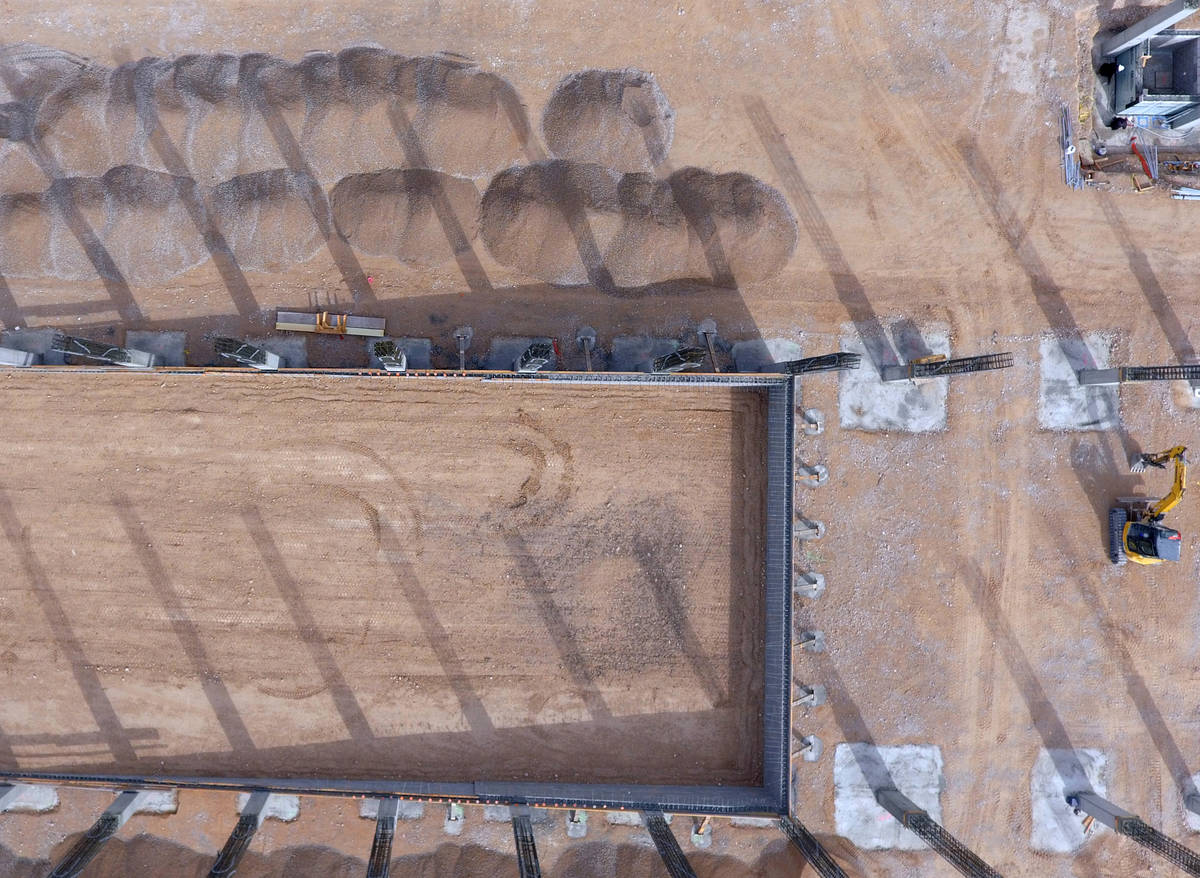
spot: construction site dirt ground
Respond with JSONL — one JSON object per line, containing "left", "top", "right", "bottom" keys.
{"left": 3, "top": 0, "right": 1200, "bottom": 876}
{"left": 0, "top": 373, "right": 766, "bottom": 787}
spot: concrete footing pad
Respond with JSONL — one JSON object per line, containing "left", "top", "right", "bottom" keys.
{"left": 1030, "top": 748, "right": 1108, "bottom": 852}
{"left": 0, "top": 328, "right": 63, "bottom": 364}
{"left": 246, "top": 336, "right": 307, "bottom": 368}
{"left": 235, "top": 792, "right": 298, "bottom": 822}
{"left": 366, "top": 337, "right": 432, "bottom": 370}
{"left": 444, "top": 803, "right": 465, "bottom": 835}
{"left": 486, "top": 336, "right": 557, "bottom": 372}
{"left": 607, "top": 810, "right": 673, "bottom": 825}
{"left": 838, "top": 325, "right": 949, "bottom": 432}
{"left": 566, "top": 810, "right": 588, "bottom": 838}
{"left": 610, "top": 336, "right": 679, "bottom": 372}
{"left": 130, "top": 790, "right": 178, "bottom": 815}
{"left": 483, "top": 804, "right": 553, "bottom": 823}
{"left": 0, "top": 783, "right": 58, "bottom": 813}
{"left": 731, "top": 337, "right": 802, "bottom": 373}
{"left": 730, "top": 816, "right": 776, "bottom": 828}
{"left": 834, "top": 743, "right": 944, "bottom": 850}
{"left": 125, "top": 330, "right": 186, "bottom": 366}
{"left": 1038, "top": 334, "right": 1119, "bottom": 430}
{"left": 360, "top": 798, "right": 424, "bottom": 820}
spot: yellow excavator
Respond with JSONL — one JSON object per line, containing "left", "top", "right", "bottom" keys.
{"left": 1110, "top": 446, "right": 1188, "bottom": 565}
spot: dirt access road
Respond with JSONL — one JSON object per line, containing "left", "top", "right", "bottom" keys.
{"left": 3, "top": 0, "right": 1200, "bottom": 875}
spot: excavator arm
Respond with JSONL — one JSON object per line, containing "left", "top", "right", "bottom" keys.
{"left": 1141, "top": 446, "right": 1188, "bottom": 519}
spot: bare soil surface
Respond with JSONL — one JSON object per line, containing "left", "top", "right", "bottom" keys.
{"left": 2, "top": 0, "right": 1200, "bottom": 876}
{"left": 0, "top": 374, "right": 765, "bottom": 787}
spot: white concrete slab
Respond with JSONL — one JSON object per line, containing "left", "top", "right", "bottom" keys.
{"left": 1038, "top": 334, "right": 1119, "bottom": 430}
{"left": 838, "top": 325, "right": 949, "bottom": 433}
{"left": 731, "top": 337, "right": 802, "bottom": 373}
{"left": 1187, "top": 775, "right": 1200, "bottom": 832}
{"left": 132, "top": 789, "right": 178, "bottom": 815}
{"left": 0, "top": 783, "right": 58, "bottom": 813}
{"left": 834, "top": 743, "right": 944, "bottom": 851}
{"left": 606, "top": 810, "right": 674, "bottom": 825}
{"left": 1, "top": 328, "right": 64, "bottom": 364}
{"left": 359, "top": 798, "right": 424, "bottom": 820}
{"left": 236, "top": 792, "right": 299, "bottom": 822}
{"left": 1030, "top": 748, "right": 1108, "bottom": 853}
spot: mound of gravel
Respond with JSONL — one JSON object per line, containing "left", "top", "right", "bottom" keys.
{"left": 480, "top": 160, "right": 625, "bottom": 286}
{"left": 0, "top": 166, "right": 207, "bottom": 283}
{"left": 331, "top": 168, "right": 480, "bottom": 265}
{"left": 209, "top": 168, "right": 326, "bottom": 272}
{"left": 542, "top": 69, "right": 674, "bottom": 172}
{"left": 0, "top": 45, "right": 532, "bottom": 184}
{"left": 480, "top": 161, "right": 796, "bottom": 287}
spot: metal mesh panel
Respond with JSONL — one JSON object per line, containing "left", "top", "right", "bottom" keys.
{"left": 1121, "top": 818, "right": 1200, "bottom": 876}
{"left": 910, "top": 352, "right": 1014, "bottom": 378}
{"left": 216, "top": 337, "right": 268, "bottom": 366}
{"left": 907, "top": 815, "right": 1003, "bottom": 878}
{"left": 779, "top": 817, "right": 848, "bottom": 878}
{"left": 511, "top": 813, "right": 543, "bottom": 878}
{"left": 50, "top": 333, "right": 131, "bottom": 364}
{"left": 1123, "top": 365, "right": 1200, "bottom": 382}
{"left": 207, "top": 813, "right": 260, "bottom": 878}
{"left": 643, "top": 812, "right": 698, "bottom": 878}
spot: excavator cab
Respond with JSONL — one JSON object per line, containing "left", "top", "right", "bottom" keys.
{"left": 1109, "top": 445, "right": 1188, "bottom": 566}
{"left": 1124, "top": 521, "right": 1182, "bottom": 563}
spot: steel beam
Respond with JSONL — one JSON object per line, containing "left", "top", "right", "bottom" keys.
{"left": 511, "top": 807, "right": 543, "bottom": 878}
{"left": 366, "top": 798, "right": 399, "bottom": 878}
{"left": 48, "top": 790, "right": 145, "bottom": 878}
{"left": 779, "top": 816, "right": 848, "bottom": 878}
{"left": 642, "top": 812, "right": 697, "bottom": 878}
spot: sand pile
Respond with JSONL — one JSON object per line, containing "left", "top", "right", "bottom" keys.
{"left": 209, "top": 168, "right": 326, "bottom": 273}
{"left": 330, "top": 168, "right": 479, "bottom": 266}
{"left": 542, "top": 69, "right": 674, "bottom": 172}
{"left": 480, "top": 161, "right": 796, "bottom": 287}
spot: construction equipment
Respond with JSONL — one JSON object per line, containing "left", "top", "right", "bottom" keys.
{"left": 275, "top": 310, "right": 385, "bottom": 337}
{"left": 1110, "top": 445, "right": 1188, "bottom": 565}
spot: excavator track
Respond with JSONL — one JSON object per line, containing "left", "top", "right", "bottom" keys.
{"left": 1109, "top": 507, "right": 1128, "bottom": 565}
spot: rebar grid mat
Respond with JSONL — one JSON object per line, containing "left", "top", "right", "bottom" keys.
{"left": 779, "top": 817, "right": 848, "bottom": 878}
{"left": 777, "top": 352, "right": 861, "bottom": 375}
{"left": 207, "top": 813, "right": 260, "bottom": 878}
{"left": 643, "top": 812, "right": 698, "bottom": 878}
{"left": 49, "top": 813, "right": 121, "bottom": 878}
{"left": 907, "top": 815, "right": 1003, "bottom": 878}
{"left": 1121, "top": 819, "right": 1200, "bottom": 876}
{"left": 910, "top": 352, "right": 1014, "bottom": 378}
{"left": 1123, "top": 365, "right": 1200, "bottom": 382}
{"left": 512, "top": 813, "right": 544, "bottom": 878}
